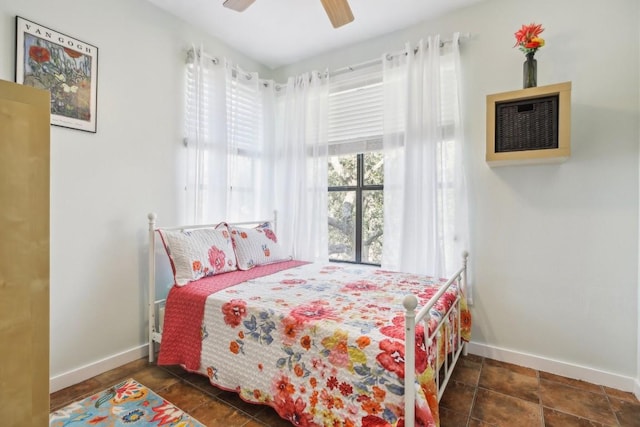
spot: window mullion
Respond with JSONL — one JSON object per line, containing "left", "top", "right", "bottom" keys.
{"left": 355, "top": 154, "right": 363, "bottom": 264}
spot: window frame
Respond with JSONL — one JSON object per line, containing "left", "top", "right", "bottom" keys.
{"left": 328, "top": 152, "right": 383, "bottom": 266}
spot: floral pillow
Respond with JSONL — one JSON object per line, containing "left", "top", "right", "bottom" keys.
{"left": 229, "top": 223, "right": 292, "bottom": 270}
{"left": 158, "top": 224, "right": 236, "bottom": 286}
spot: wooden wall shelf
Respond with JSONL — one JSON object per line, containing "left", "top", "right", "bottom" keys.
{"left": 486, "top": 82, "right": 571, "bottom": 166}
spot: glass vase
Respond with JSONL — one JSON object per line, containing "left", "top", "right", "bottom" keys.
{"left": 523, "top": 52, "right": 537, "bottom": 89}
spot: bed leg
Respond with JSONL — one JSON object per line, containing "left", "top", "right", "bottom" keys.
{"left": 462, "top": 342, "right": 468, "bottom": 357}
{"left": 149, "top": 341, "right": 155, "bottom": 364}
{"left": 148, "top": 212, "right": 157, "bottom": 365}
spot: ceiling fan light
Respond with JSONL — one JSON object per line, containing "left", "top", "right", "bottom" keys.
{"left": 223, "top": 0, "right": 256, "bottom": 12}
{"left": 320, "top": 0, "right": 354, "bottom": 28}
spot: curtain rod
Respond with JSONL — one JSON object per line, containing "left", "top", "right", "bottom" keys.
{"left": 190, "top": 31, "right": 470, "bottom": 86}
{"left": 187, "top": 48, "right": 272, "bottom": 86}
{"left": 329, "top": 32, "right": 470, "bottom": 78}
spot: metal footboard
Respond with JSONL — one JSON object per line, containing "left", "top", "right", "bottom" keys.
{"left": 403, "top": 252, "right": 469, "bottom": 426}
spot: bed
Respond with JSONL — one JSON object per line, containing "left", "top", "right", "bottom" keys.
{"left": 147, "top": 213, "right": 471, "bottom": 427}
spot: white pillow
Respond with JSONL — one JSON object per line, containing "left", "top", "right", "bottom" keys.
{"left": 230, "top": 223, "right": 292, "bottom": 270}
{"left": 158, "top": 225, "right": 236, "bottom": 286}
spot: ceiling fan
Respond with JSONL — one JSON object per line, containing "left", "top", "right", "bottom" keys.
{"left": 223, "top": 0, "right": 354, "bottom": 28}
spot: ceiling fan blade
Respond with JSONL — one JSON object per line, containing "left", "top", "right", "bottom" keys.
{"left": 320, "top": 0, "right": 354, "bottom": 28}
{"left": 223, "top": 0, "right": 255, "bottom": 12}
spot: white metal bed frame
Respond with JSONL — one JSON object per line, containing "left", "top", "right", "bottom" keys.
{"left": 147, "top": 213, "right": 468, "bottom": 427}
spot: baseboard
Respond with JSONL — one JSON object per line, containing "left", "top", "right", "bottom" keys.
{"left": 48, "top": 341, "right": 639, "bottom": 397}
{"left": 467, "top": 341, "right": 637, "bottom": 393}
{"left": 49, "top": 344, "right": 149, "bottom": 393}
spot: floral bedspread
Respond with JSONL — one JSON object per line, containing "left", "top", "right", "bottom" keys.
{"left": 187, "top": 262, "right": 470, "bottom": 426}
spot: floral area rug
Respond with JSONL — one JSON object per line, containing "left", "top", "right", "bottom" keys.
{"left": 49, "top": 378, "right": 205, "bottom": 426}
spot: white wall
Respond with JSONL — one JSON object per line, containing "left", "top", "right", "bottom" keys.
{"left": 277, "top": 0, "right": 640, "bottom": 387}
{"left": 0, "top": 0, "right": 268, "bottom": 389}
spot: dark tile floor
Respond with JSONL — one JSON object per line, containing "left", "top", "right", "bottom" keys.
{"left": 50, "top": 354, "right": 640, "bottom": 426}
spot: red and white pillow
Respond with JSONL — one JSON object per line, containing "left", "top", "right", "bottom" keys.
{"left": 158, "top": 224, "right": 236, "bottom": 286}
{"left": 229, "top": 223, "right": 292, "bottom": 270}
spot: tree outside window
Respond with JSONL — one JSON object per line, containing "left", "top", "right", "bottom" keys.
{"left": 328, "top": 151, "right": 383, "bottom": 265}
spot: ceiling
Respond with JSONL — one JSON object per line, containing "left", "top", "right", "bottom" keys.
{"left": 146, "top": 0, "right": 483, "bottom": 69}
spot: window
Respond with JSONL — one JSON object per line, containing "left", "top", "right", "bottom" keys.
{"left": 326, "top": 65, "right": 384, "bottom": 265}
{"left": 328, "top": 152, "right": 383, "bottom": 264}
{"left": 184, "top": 52, "right": 274, "bottom": 223}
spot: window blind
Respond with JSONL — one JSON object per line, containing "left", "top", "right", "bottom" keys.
{"left": 184, "top": 56, "right": 264, "bottom": 156}
{"left": 328, "top": 65, "right": 383, "bottom": 156}
{"left": 184, "top": 54, "right": 223, "bottom": 148}
{"left": 227, "top": 73, "right": 263, "bottom": 156}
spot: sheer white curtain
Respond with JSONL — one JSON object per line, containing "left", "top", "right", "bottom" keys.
{"left": 184, "top": 48, "right": 227, "bottom": 224}
{"left": 225, "top": 63, "right": 276, "bottom": 222}
{"left": 274, "top": 72, "right": 330, "bottom": 262}
{"left": 382, "top": 33, "right": 469, "bottom": 282}
{"left": 184, "top": 48, "right": 275, "bottom": 224}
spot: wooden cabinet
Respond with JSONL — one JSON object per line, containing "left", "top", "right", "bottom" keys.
{"left": 486, "top": 82, "right": 571, "bottom": 166}
{"left": 0, "top": 79, "right": 50, "bottom": 425}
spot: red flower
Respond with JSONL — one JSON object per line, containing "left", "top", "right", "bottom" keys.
{"left": 339, "top": 382, "right": 353, "bottom": 396}
{"left": 320, "top": 389, "right": 334, "bottom": 409}
{"left": 273, "top": 374, "right": 296, "bottom": 398}
{"left": 376, "top": 339, "right": 405, "bottom": 378}
{"left": 379, "top": 316, "right": 405, "bottom": 339}
{"left": 343, "top": 280, "right": 379, "bottom": 292}
{"left": 29, "top": 45, "right": 50, "bottom": 63}
{"left": 281, "top": 279, "right": 307, "bottom": 285}
{"left": 63, "top": 47, "right": 82, "bottom": 58}
{"left": 264, "top": 228, "right": 277, "bottom": 242}
{"left": 208, "top": 245, "right": 226, "bottom": 272}
{"left": 513, "top": 22, "right": 546, "bottom": 55}
{"left": 416, "top": 287, "right": 438, "bottom": 301}
{"left": 514, "top": 23, "right": 543, "bottom": 46}
{"left": 290, "top": 300, "right": 337, "bottom": 323}
{"left": 361, "top": 415, "right": 391, "bottom": 427}
{"left": 282, "top": 316, "right": 303, "bottom": 342}
{"left": 300, "top": 335, "right": 312, "bottom": 350}
{"left": 273, "top": 395, "right": 318, "bottom": 427}
{"left": 221, "top": 299, "right": 247, "bottom": 327}
{"left": 419, "top": 288, "right": 456, "bottom": 312}
{"left": 326, "top": 376, "right": 339, "bottom": 390}
{"left": 379, "top": 316, "right": 427, "bottom": 372}
{"left": 461, "top": 309, "right": 472, "bottom": 330}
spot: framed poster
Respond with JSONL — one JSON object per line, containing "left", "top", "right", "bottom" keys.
{"left": 15, "top": 16, "right": 98, "bottom": 133}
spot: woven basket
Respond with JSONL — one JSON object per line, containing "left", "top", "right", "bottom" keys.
{"left": 495, "top": 95, "right": 559, "bottom": 152}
